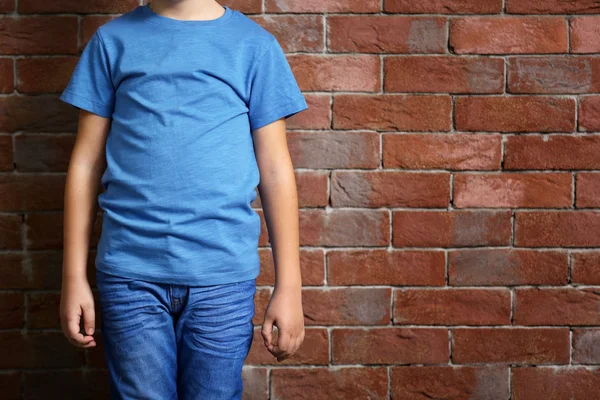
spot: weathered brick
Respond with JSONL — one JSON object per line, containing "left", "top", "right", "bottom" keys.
{"left": 514, "top": 288, "right": 600, "bottom": 325}
{"left": 333, "top": 94, "right": 452, "bottom": 131}
{"left": 225, "top": 0, "right": 262, "bottom": 14}
{"left": 0, "top": 215, "right": 22, "bottom": 250}
{"left": 265, "top": 0, "right": 380, "bottom": 13}
{"left": 507, "top": 0, "right": 600, "bottom": 14}
{"left": 14, "top": 134, "right": 75, "bottom": 172}
{"left": 327, "top": 249, "right": 446, "bottom": 286}
{"left": 331, "top": 171, "right": 450, "bottom": 208}
{"left": 512, "top": 367, "right": 600, "bottom": 399}
{"left": 18, "top": 0, "right": 138, "bottom": 13}
{"left": 0, "top": 332, "right": 85, "bottom": 368}
{"left": 23, "top": 370, "right": 111, "bottom": 399}
{"left": 450, "top": 17, "right": 568, "bottom": 54}
{"left": 571, "top": 251, "right": 600, "bottom": 284}
{"left": 246, "top": 328, "right": 329, "bottom": 365}
{"left": 385, "top": 56, "right": 504, "bottom": 93}
{"left": 27, "top": 292, "right": 61, "bottom": 329}
{"left": 383, "top": 133, "right": 502, "bottom": 170}
{"left": 288, "top": 131, "right": 379, "bottom": 169}
{"left": 271, "top": 368, "right": 388, "bottom": 399}
{"left": 573, "top": 328, "right": 600, "bottom": 364}
{"left": 392, "top": 366, "right": 509, "bottom": 400}
{"left": 452, "top": 328, "right": 570, "bottom": 364}
{"left": 0, "top": 58, "right": 14, "bottom": 93}
{"left": 576, "top": 172, "right": 600, "bottom": 208}
{"left": 287, "top": 94, "right": 330, "bottom": 129}
{"left": 515, "top": 211, "right": 600, "bottom": 247}
{"left": 385, "top": 0, "right": 502, "bottom": 13}
{"left": 0, "top": 16, "right": 78, "bottom": 55}
{"left": 300, "top": 209, "right": 389, "bottom": 246}
{"left": 453, "top": 172, "right": 572, "bottom": 208}
{"left": 0, "top": 174, "right": 66, "bottom": 211}
{"left": 508, "top": 56, "right": 600, "bottom": 93}
{"left": 393, "top": 210, "right": 512, "bottom": 247}
{"left": 455, "top": 96, "right": 576, "bottom": 132}
{"left": 332, "top": 328, "right": 449, "bottom": 364}
{"left": 449, "top": 249, "right": 569, "bottom": 286}
{"left": 0, "top": 135, "right": 13, "bottom": 171}
{"left": 17, "top": 57, "right": 78, "bottom": 93}
{"left": 394, "top": 288, "right": 511, "bottom": 325}
{"left": 290, "top": 55, "right": 380, "bottom": 92}
{"left": 579, "top": 96, "right": 600, "bottom": 131}
{"left": 258, "top": 248, "right": 324, "bottom": 286}
{"left": 571, "top": 17, "right": 600, "bottom": 53}
{"left": 250, "top": 15, "right": 323, "bottom": 52}
{"left": 302, "top": 288, "right": 391, "bottom": 325}
{"left": 328, "top": 16, "right": 446, "bottom": 54}
{"left": 0, "top": 292, "right": 24, "bottom": 329}
{"left": 0, "top": 96, "right": 79, "bottom": 133}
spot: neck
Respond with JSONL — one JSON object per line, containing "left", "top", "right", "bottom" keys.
{"left": 148, "top": 0, "right": 224, "bottom": 21}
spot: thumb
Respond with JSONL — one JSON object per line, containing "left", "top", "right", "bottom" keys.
{"left": 261, "top": 315, "right": 274, "bottom": 347}
{"left": 82, "top": 303, "right": 95, "bottom": 336}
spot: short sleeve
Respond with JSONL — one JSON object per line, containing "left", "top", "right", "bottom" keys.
{"left": 248, "top": 36, "right": 308, "bottom": 132}
{"left": 60, "top": 30, "right": 115, "bottom": 119}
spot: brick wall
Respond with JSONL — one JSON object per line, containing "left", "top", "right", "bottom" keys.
{"left": 1, "top": 0, "right": 600, "bottom": 398}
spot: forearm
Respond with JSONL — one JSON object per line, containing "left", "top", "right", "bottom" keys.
{"left": 62, "top": 161, "right": 103, "bottom": 282}
{"left": 258, "top": 164, "right": 302, "bottom": 292}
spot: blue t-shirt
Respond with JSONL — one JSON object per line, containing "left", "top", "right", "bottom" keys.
{"left": 60, "top": 3, "right": 308, "bottom": 286}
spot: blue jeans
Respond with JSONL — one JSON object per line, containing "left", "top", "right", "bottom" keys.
{"left": 95, "top": 268, "right": 256, "bottom": 400}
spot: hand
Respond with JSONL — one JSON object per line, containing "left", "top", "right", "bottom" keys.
{"left": 261, "top": 285, "right": 305, "bottom": 362}
{"left": 59, "top": 275, "right": 96, "bottom": 349}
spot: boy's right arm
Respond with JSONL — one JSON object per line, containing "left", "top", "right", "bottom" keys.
{"left": 60, "top": 109, "right": 111, "bottom": 349}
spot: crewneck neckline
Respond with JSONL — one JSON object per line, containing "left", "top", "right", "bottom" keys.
{"left": 141, "top": 2, "right": 233, "bottom": 28}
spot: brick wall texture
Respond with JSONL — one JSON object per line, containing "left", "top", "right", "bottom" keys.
{"left": 1, "top": 0, "right": 600, "bottom": 399}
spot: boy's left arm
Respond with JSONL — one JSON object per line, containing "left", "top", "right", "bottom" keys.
{"left": 252, "top": 118, "right": 305, "bottom": 362}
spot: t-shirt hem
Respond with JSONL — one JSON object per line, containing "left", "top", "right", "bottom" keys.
{"left": 60, "top": 90, "right": 113, "bottom": 119}
{"left": 249, "top": 99, "right": 308, "bottom": 132}
{"left": 95, "top": 260, "right": 261, "bottom": 286}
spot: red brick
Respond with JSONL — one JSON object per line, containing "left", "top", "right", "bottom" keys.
{"left": 254, "top": 171, "right": 328, "bottom": 208}
{"left": 246, "top": 328, "right": 329, "bottom": 365}
{"left": 290, "top": 55, "right": 380, "bottom": 92}
{"left": 271, "top": 368, "right": 388, "bottom": 399}
{"left": 288, "top": 131, "right": 379, "bottom": 169}
{"left": 449, "top": 249, "right": 568, "bottom": 286}
{"left": 0, "top": 135, "right": 13, "bottom": 171}
{"left": 287, "top": 94, "right": 330, "bottom": 129}
{"left": 299, "top": 209, "right": 389, "bottom": 246}
{"left": 23, "top": 370, "right": 111, "bottom": 399}
{"left": 333, "top": 94, "right": 451, "bottom": 131}
{"left": 579, "top": 96, "right": 600, "bottom": 131}
{"left": 26, "top": 212, "right": 102, "bottom": 250}
{"left": 28, "top": 292, "right": 61, "bottom": 329}
{"left": 505, "top": 135, "right": 600, "bottom": 170}
{"left": 81, "top": 16, "right": 117, "bottom": 46}
{"left": 0, "top": 293, "right": 24, "bottom": 329}
{"left": 392, "top": 366, "right": 509, "bottom": 400}
{"left": 331, "top": 171, "right": 450, "bottom": 208}
{"left": 327, "top": 249, "right": 446, "bottom": 286}
{"left": 19, "top": 0, "right": 138, "bottom": 13}
{"left": 507, "top": 0, "right": 600, "bottom": 14}
{"left": 509, "top": 56, "right": 600, "bottom": 94}
{"left": 0, "top": 372, "right": 20, "bottom": 400}
{"left": 451, "top": 328, "right": 570, "bottom": 364}
{"left": 0, "top": 16, "right": 78, "bottom": 55}
{"left": 265, "top": 0, "right": 379, "bottom": 13}
{"left": 332, "top": 328, "right": 449, "bottom": 364}
{"left": 0, "top": 96, "right": 79, "bottom": 133}
{"left": 515, "top": 211, "right": 600, "bottom": 247}
{"left": 17, "top": 57, "right": 78, "bottom": 93}
{"left": 0, "top": 332, "right": 85, "bottom": 368}
{"left": 0, "top": 215, "right": 22, "bottom": 250}
{"left": 450, "top": 17, "right": 568, "bottom": 54}
{"left": 571, "top": 251, "right": 600, "bottom": 284}
{"left": 453, "top": 172, "right": 572, "bottom": 208}
{"left": 383, "top": 133, "right": 502, "bottom": 170}
{"left": 455, "top": 96, "right": 576, "bottom": 132}
{"left": 512, "top": 367, "right": 600, "bottom": 399}
{"left": 0, "top": 0, "right": 14, "bottom": 12}
{"left": 14, "top": 134, "right": 75, "bottom": 172}
{"left": 0, "top": 174, "right": 66, "bottom": 211}
{"left": 514, "top": 288, "right": 600, "bottom": 326}
{"left": 328, "top": 16, "right": 446, "bottom": 54}
{"left": 303, "top": 288, "right": 391, "bottom": 325}
{"left": 250, "top": 15, "right": 323, "bottom": 52}
{"left": 576, "top": 172, "right": 600, "bottom": 208}
{"left": 225, "top": 0, "right": 262, "bottom": 14}
{"left": 385, "top": 0, "right": 501, "bottom": 13}
{"left": 573, "top": 328, "right": 600, "bottom": 364}
{"left": 393, "top": 210, "right": 512, "bottom": 247}
{"left": 0, "top": 58, "right": 14, "bottom": 93}
{"left": 242, "top": 368, "right": 267, "bottom": 400}
{"left": 258, "top": 248, "right": 324, "bottom": 286}
{"left": 394, "top": 288, "right": 511, "bottom": 325}
{"left": 571, "top": 17, "right": 600, "bottom": 53}
{"left": 385, "top": 56, "right": 504, "bottom": 94}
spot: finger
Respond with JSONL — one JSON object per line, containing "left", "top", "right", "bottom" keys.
{"left": 261, "top": 318, "right": 274, "bottom": 347}
{"left": 82, "top": 303, "right": 95, "bottom": 336}
{"left": 275, "top": 332, "right": 293, "bottom": 361}
{"left": 67, "top": 312, "right": 93, "bottom": 346}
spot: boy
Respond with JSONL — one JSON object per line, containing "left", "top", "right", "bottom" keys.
{"left": 58, "top": 0, "right": 307, "bottom": 398}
